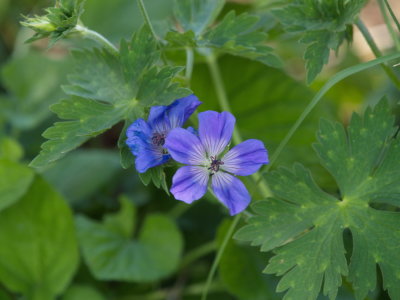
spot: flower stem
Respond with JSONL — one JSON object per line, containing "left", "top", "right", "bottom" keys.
{"left": 180, "top": 241, "right": 216, "bottom": 268}
{"left": 205, "top": 54, "right": 272, "bottom": 198}
{"left": 201, "top": 214, "right": 241, "bottom": 300}
{"left": 383, "top": 0, "right": 400, "bottom": 33}
{"left": 75, "top": 25, "right": 119, "bottom": 56}
{"left": 356, "top": 19, "right": 400, "bottom": 89}
{"left": 185, "top": 47, "right": 194, "bottom": 84}
{"left": 255, "top": 52, "right": 400, "bottom": 180}
{"left": 137, "top": 0, "right": 158, "bottom": 41}
{"left": 378, "top": 0, "right": 400, "bottom": 50}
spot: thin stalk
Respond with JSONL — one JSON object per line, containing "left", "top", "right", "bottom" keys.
{"left": 254, "top": 52, "right": 400, "bottom": 180}
{"left": 137, "top": 0, "right": 158, "bottom": 41}
{"left": 185, "top": 47, "right": 194, "bottom": 84}
{"left": 75, "top": 25, "right": 118, "bottom": 56}
{"left": 180, "top": 241, "right": 216, "bottom": 268}
{"left": 356, "top": 19, "right": 400, "bottom": 89}
{"left": 201, "top": 214, "right": 241, "bottom": 300}
{"left": 378, "top": 0, "right": 400, "bottom": 50}
{"left": 383, "top": 0, "right": 400, "bottom": 33}
{"left": 205, "top": 54, "right": 272, "bottom": 198}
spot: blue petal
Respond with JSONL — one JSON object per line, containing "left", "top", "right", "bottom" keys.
{"left": 211, "top": 172, "right": 250, "bottom": 215}
{"left": 126, "top": 119, "right": 152, "bottom": 156}
{"left": 170, "top": 166, "right": 209, "bottom": 203}
{"left": 198, "top": 111, "right": 235, "bottom": 157}
{"left": 164, "top": 128, "right": 206, "bottom": 165}
{"left": 126, "top": 118, "right": 169, "bottom": 173}
{"left": 167, "top": 95, "right": 201, "bottom": 128}
{"left": 221, "top": 139, "right": 269, "bottom": 176}
{"left": 135, "top": 150, "right": 170, "bottom": 173}
{"left": 148, "top": 95, "right": 201, "bottom": 133}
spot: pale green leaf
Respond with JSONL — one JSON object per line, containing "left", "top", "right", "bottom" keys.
{"left": 0, "top": 137, "right": 23, "bottom": 161}
{"left": 0, "top": 159, "right": 34, "bottom": 211}
{"left": 76, "top": 197, "right": 183, "bottom": 282}
{"left": 0, "top": 176, "right": 79, "bottom": 299}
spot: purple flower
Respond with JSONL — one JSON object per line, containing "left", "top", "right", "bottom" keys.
{"left": 164, "top": 111, "right": 268, "bottom": 215}
{"left": 126, "top": 95, "right": 201, "bottom": 173}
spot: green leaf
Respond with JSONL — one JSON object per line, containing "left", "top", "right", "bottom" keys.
{"left": 235, "top": 99, "right": 400, "bottom": 300}
{"left": 21, "top": 0, "right": 85, "bottom": 46}
{"left": 0, "top": 176, "right": 79, "bottom": 299}
{"left": 41, "top": 149, "right": 121, "bottom": 204}
{"left": 31, "top": 25, "right": 191, "bottom": 168}
{"left": 0, "top": 52, "right": 71, "bottom": 130}
{"left": 76, "top": 197, "right": 183, "bottom": 282}
{"left": 217, "top": 219, "right": 277, "bottom": 300}
{"left": 201, "top": 11, "right": 281, "bottom": 68}
{"left": 174, "top": 0, "right": 225, "bottom": 35}
{"left": 0, "top": 159, "right": 34, "bottom": 211}
{"left": 138, "top": 165, "right": 170, "bottom": 195}
{"left": 273, "top": 0, "right": 367, "bottom": 83}
{"left": 0, "top": 137, "right": 23, "bottom": 161}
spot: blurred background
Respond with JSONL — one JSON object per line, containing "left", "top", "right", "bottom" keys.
{"left": 0, "top": 0, "right": 399, "bottom": 299}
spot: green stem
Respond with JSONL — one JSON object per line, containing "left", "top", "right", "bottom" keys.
{"left": 75, "top": 25, "right": 119, "bottom": 56}
{"left": 356, "top": 19, "right": 400, "bottom": 89}
{"left": 185, "top": 47, "right": 194, "bottom": 84}
{"left": 378, "top": 0, "right": 400, "bottom": 50}
{"left": 137, "top": 0, "right": 158, "bottom": 41}
{"left": 383, "top": 0, "right": 400, "bottom": 33}
{"left": 256, "top": 52, "right": 400, "bottom": 178}
{"left": 180, "top": 241, "right": 216, "bottom": 268}
{"left": 205, "top": 54, "right": 272, "bottom": 198}
{"left": 201, "top": 214, "right": 241, "bottom": 300}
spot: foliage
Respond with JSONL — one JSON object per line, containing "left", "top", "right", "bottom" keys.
{"left": 236, "top": 100, "right": 400, "bottom": 300}
{"left": 1, "top": 0, "right": 399, "bottom": 299}
{"left": 272, "top": 0, "right": 368, "bottom": 83}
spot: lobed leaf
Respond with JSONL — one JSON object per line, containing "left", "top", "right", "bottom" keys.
{"left": 31, "top": 25, "right": 191, "bottom": 168}
{"left": 273, "top": 0, "right": 367, "bottom": 83}
{"left": 236, "top": 99, "right": 400, "bottom": 300}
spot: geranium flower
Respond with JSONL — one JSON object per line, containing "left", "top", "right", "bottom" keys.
{"left": 126, "top": 95, "right": 201, "bottom": 173}
{"left": 164, "top": 111, "right": 268, "bottom": 215}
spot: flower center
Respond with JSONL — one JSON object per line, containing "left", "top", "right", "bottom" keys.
{"left": 208, "top": 156, "right": 224, "bottom": 175}
{"left": 152, "top": 132, "right": 166, "bottom": 146}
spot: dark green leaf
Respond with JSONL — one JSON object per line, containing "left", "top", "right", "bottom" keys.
{"left": 273, "top": 0, "right": 368, "bottom": 82}
{"left": 138, "top": 165, "right": 170, "bottom": 195}
{"left": 76, "top": 197, "right": 183, "bottom": 282}
{"left": 0, "top": 176, "right": 79, "bottom": 299}
{"left": 235, "top": 100, "right": 400, "bottom": 300}
{"left": 62, "top": 285, "right": 105, "bottom": 300}
{"left": 31, "top": 26, "right": 191, "bottom": 168}
{"left": 0, "top": 159, "right": 34, "bottom": 211}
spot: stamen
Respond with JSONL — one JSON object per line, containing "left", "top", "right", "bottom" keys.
{"left": 152, "top": 132, "right": 166, "bottom": 146}
{"left": 208, "top": 156, "right": 224, "bottom": 175}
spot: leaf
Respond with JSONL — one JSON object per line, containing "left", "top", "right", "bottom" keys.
{"left": 174, "top": 0, "right": 225, "bottom": 36}
{"left": 273, "top": 0, "right": 367, "bottom": 83}
{"left": 0, "top": 137, "right": 23, "bottom": 161}
{"left": 138, "top": 165, "right": 170, "bottom": 195}
{"left": 217, "top": 219, "right": 277, "bottom": 300}
{"left": 0, "top": 159, "right": 34, "bottom": 211}
{"left": 41, "top": 149, "right": 121, "bottom": 204}
{"left": 31, "top": 25, "right": 191, "bottom": 168}
{"left": 201, "top": 11, "right": 281, "bottom": 68}
{"left": 76, "top": 197, "right": 183, "bottom": 282}
{"left": 235, "top": 99, "right": 400, "bottom": 300}
{"left": 168, "top": 10, "right": 281, "bottom": 68}
{"left": 0, "top": 176, "right": 79, "bottom": 299}
{"left": 0, "top": 52, "right": 71, "bottom": 130}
